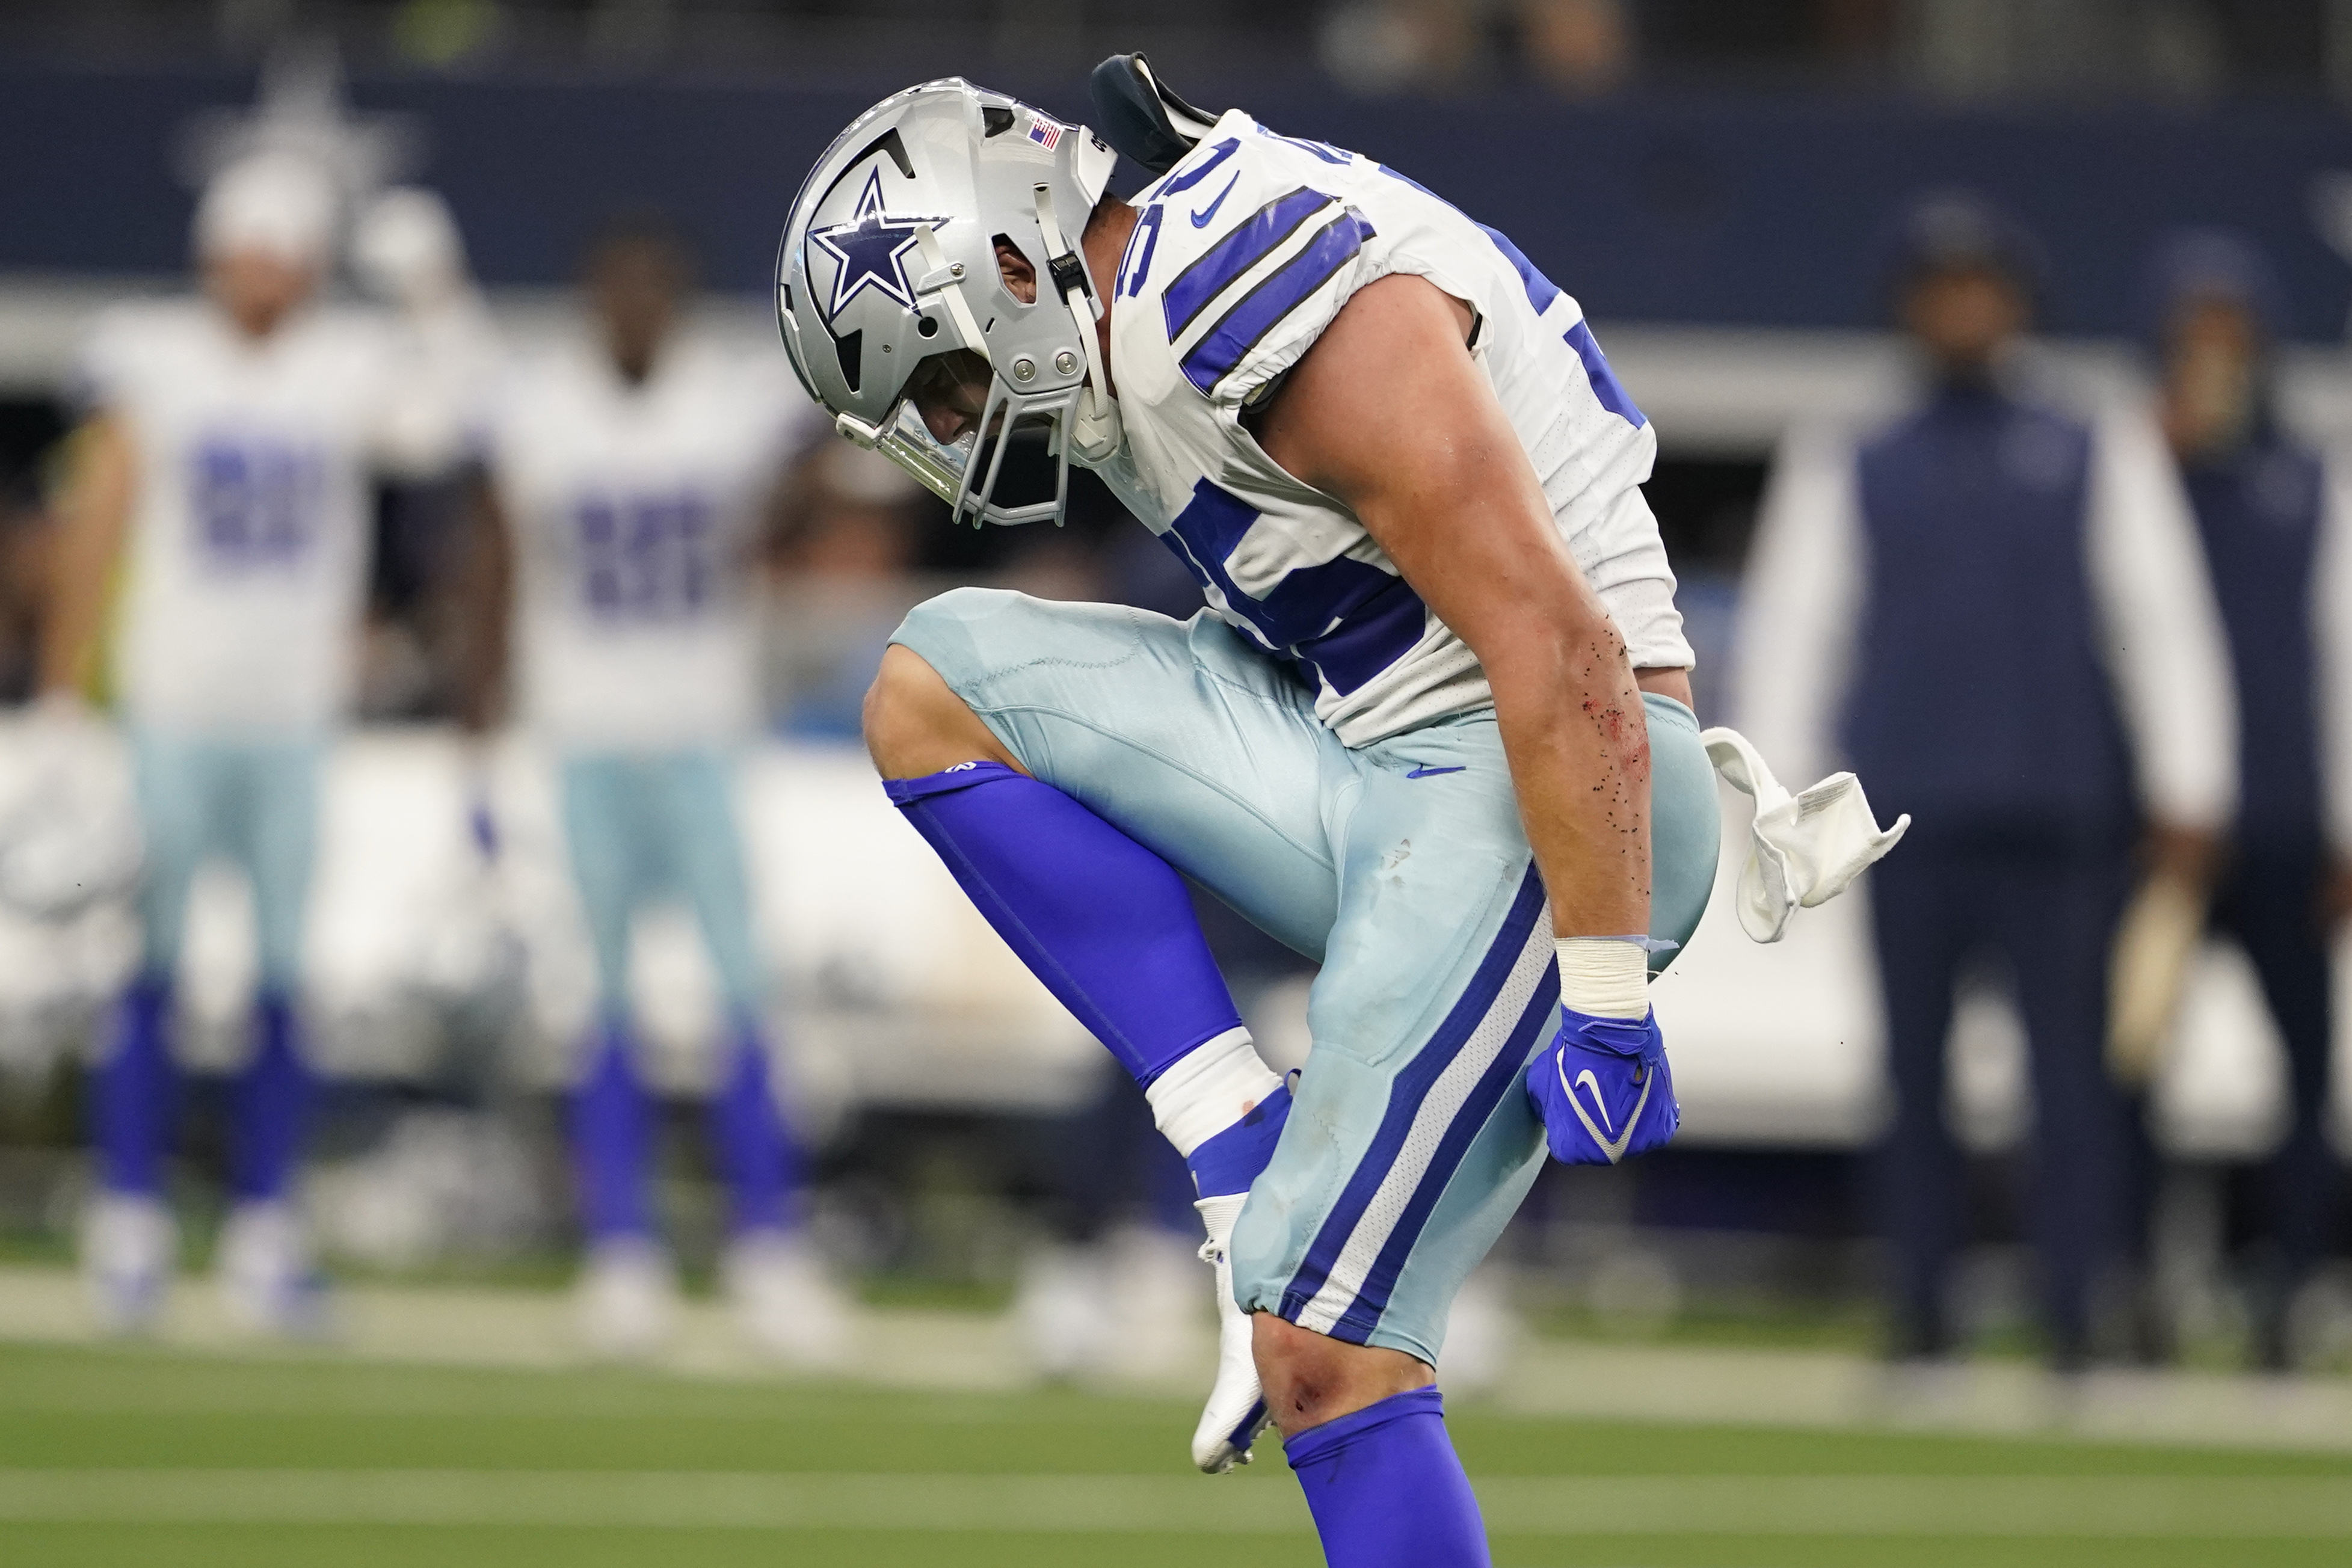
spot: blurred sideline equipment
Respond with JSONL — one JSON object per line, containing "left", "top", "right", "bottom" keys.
{"left": 54, "top": 144, "right": 492, "bottom": 1338}
{"left": 1737, "top": 190, "right": 2237, "bottom": 1370}
{"left": 2106, "top": 867, "right": 2207, "bottom": 1086}
{"left": 774, "top": 55, "right": 1897, "bottom": 1562}
{"left": 473, "top": 221, "right": 846, "bottom": 1362}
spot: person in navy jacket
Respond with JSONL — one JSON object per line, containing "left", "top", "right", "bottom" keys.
{"left": 1737, "top": 194, "right": 2237, "bottom": 1370}
{"left": 2141, "top": 230, "right": 2351, "bottom": 1370}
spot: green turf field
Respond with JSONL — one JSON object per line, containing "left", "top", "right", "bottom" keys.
{"left": 0, "top": 1341, "right": 2347, "bottom": 1567}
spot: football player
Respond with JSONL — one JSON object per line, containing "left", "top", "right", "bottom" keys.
{"left": 775, "top": 61, "right": 1809, "bottom": 1563}
{"left": 45, "top": 152, "right": 491, "bottom": 1334}
{"left": 464, "top": 219, "right": 847, "bottom": 1360}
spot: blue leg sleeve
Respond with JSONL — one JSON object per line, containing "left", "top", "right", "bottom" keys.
{"left": 884, "top": 763, "right": 1243, "bottom": 1087}
{"left": 571, "top": 1015, "right": 654, "bottom": 1239}
{"left": 229, "top": 991, "right": 310, "bottom": 1202}
{"left": 93, "top": 976, "right": 176, "bottom": 1197}
{"left": 1285, "top": 1388, "right": 1490, "bottom": 1567}
{"left": 704, "top": 1017, "right": 801, "bottom": 1235}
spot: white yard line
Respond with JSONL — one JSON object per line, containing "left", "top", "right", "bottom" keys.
{"left": 4, "top": 1263, "right": 2350, "bottom": 1454}
{"left": 0, "top": 1471, "right": 2344, "bottom": 1537}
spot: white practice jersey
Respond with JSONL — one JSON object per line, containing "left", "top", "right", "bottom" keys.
{"left": 1091, "top": 110, "right": 1691, "bottom": 746}
{"left": 81, "top": 299, "right": 450, "bottom": 736}
{"left": 487, "top": 335, "right": 814, "bottom": 751}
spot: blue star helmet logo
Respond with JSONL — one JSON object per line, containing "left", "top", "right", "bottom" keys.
{"left": 809, "top": 170, "right": 947, "bottom": 322}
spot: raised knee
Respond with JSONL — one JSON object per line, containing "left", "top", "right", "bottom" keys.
{"left": 1252, "top": 1312, "right": 1433, "bottom": 1436}
{"left": 861, "top": 635, "right": 1016, "bottom": 781}
{"left": 860, "top": 644, "right": 938, "bottom": 775}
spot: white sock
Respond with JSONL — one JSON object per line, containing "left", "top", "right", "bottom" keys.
{"left": 1144, "top": 1027, "right": 1281, "bottom": 1157}
{"left": 1557, "top": 936, "right": 1649, "bottom": 1019}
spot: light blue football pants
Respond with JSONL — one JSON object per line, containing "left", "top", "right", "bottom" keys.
{"left": 132, "top": 730, "right": 322, "bottom": 988}
{"left": 559, "top": 750, "right": 763, "bottom": 1010}
{"left": 893, "top": 588, "right": 1719, "bottom": 1364}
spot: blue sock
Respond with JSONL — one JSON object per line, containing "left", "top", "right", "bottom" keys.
{"left": 229, "top": 990, "right": 309, "bottom": 1203}
{"left": 1285, "top": 1388, "right": 1490, "bottom": 1567}
{"left": 572, "top": 1013, "right": 654, "bottom": 1239}
{"left": 94, "top": 975, "right": 176, "bottom": 1196}
{"left": 885, "top": 763, "right": 1242, "bottom": 1084}
{"left": 887, "top": 763, "right": 1285, "bottom": 1198}
{"left": 705, "top": 1016, "right": 801, "bottom": 1235}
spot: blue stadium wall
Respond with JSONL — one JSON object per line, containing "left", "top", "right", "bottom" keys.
{"left": 8, "top": 61, "right": 2352, "bottom": 339}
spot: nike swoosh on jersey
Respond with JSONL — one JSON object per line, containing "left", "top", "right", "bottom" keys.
{"left": 1163, "top": 187, "right": 1329, "bottom": 342}
{"left": 1405, "top": 764, "right": 1464, "bottom": 778}
{"left": 1190, "top": 171, "right": 1240, "bottom": 229}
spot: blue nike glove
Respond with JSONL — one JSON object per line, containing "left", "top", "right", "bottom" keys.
{"left": 1525, "top": 1008, "right": 1679, "bottom": 1166}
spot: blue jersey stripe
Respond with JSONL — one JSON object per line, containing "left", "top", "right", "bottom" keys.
{"left": 1159, "top": 479, "right": 1427, "bottom": 697}
{"left": 1294, "top": 568, "right": 1426, "bottom": 696}
{"left": 1178, "top": 207, "right": 1375, "bottom": 396}
{"left": 1480, "top": 223, "right": 1562, "bottom": 317}
{"left": 1278, "top": 866, "right": 1550, "bottom": 1326}
{"left": 1162, "top": 186, "right": 1331, "bottom": 343}
{"left": 1563, "top": 319, "right": 1647, "bottom": 429}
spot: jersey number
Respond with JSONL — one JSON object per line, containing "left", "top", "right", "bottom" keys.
{"left": 575, "top": 491, "right": 716, "bottom": 620}
{"left": 189, "top": 437, "right": 324, "bottom": 568}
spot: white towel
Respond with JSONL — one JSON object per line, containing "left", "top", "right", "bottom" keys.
{"left": 1701, "top": 727, "right": 1909, "bottom": 944}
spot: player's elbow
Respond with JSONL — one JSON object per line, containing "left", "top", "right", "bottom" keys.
{"left": 1461, "top": 579, "right": 1627, "bottom": 698}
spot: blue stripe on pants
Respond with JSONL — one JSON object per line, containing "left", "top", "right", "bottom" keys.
{"left": 1279, "top": 866, "right": 1549, "bottom": 1335}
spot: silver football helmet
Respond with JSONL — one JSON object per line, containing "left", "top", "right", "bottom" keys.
{"left": 775, "top": 78, "right": 1121, "bottom": 527}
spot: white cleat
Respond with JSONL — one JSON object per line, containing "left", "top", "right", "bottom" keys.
{"left": 215, "top": 1200, "right": 330, "bottom": 1339}
{"left": 81, "top": 1191, "right": 176, "bottom": 1336}
{"left": 724, "top": 1229, "right": 851, "bottom": 1367}
{"left": 1191, "top": 1192, "right": 1271, "bottom": 1473}
{"left": 576, "top": 1235, "right": 677, "bottom": 1359}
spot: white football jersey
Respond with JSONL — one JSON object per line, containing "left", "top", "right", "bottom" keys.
{"left": 1095, "top": 111, "right": 1690, "bottom": 746}
{"left": 487, "top": 334, "right": 814, "bottom": 750}
{"left": 81, "top": 300, "right": 412, "bottom": 736}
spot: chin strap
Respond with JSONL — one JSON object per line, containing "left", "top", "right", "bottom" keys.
{"left": 1032, "top": 183, "right": 1124, "bottom": 464}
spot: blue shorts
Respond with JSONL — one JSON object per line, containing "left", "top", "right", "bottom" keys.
{"left": 893, "top": 588, "right": 1719, "bottom": 1365}
{"left": 559, "top": 750, "right": 763, "bottom": 1012}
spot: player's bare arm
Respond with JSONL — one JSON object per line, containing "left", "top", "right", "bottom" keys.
{"left": 1248, "top": 272, "right": 1651, "bottom": 937}
{"left": 39, "top": 413, "right": 137, "bottom": 700}
{"left": 452, "top": 475, "right": 516, "bottom": 735}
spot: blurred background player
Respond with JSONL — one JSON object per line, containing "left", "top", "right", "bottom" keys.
{"left": 464, "top": 217, "right": 847, "bottom": 1361}
{"left": 2135, "top": 230, "right": 2352, "bottom": 1371}
{"left": 45, "top": 151, "right": 491, "bottom": 1335}
{"left": 1737, "top": 192, "right": 2237, "bottom": 1371}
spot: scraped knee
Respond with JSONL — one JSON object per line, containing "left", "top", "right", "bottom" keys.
{"left": 1252, "top": 1312, "right": 1434, "bottom": 1437}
